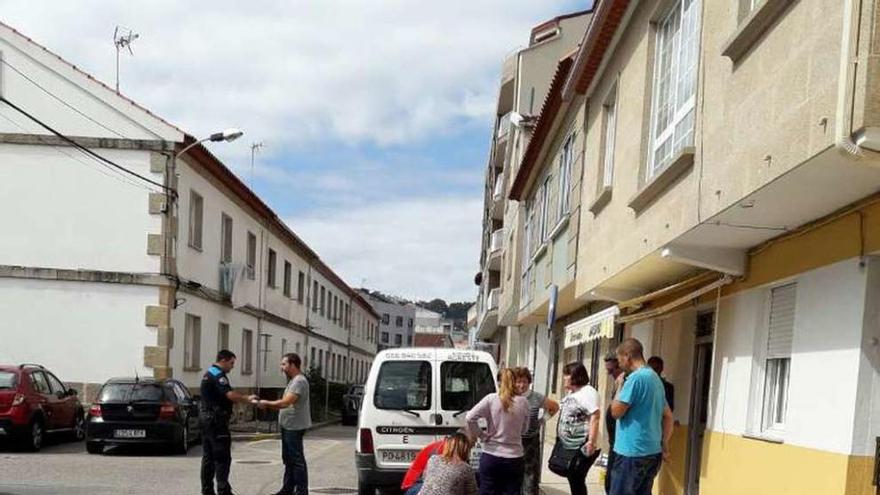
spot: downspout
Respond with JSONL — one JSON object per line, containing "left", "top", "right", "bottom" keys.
{"left": 304, "top": 265, "right": 312, "bottom": 369}
{"left": 255, "top": 228, "right": 265, "bottom": 398}
{"left": 835, "top": 0, "right": 865, "bottom": 158}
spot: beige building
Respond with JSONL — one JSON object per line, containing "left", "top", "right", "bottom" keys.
{"left": 497, "top": 0, "right": 880, "bottom": 493}
{"left": 474, "top": 9, "right": 591, "bottom": 396}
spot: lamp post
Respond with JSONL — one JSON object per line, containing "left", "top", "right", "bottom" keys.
{"left": 176, "top": 128, "right": 244, "bottom": 159}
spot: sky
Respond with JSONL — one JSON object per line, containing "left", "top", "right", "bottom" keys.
{"left": 1, "top": 0, "right": 584, "bottom": 302}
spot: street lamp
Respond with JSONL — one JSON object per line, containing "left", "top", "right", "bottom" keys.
{"left": 176, "top": 127, "right": 244, "bottom": 158}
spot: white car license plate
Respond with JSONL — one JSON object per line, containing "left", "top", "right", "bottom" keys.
{"left": 381, "top": 449, "right": 417, "bottom": 463}
{"left": 114, "top": 429, "right": 146, "bottom": 439}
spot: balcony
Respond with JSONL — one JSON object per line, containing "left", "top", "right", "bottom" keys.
{"left": 487, "top": 229, "right": 504, "bottom": 271}
{"left": 476, "top": 287, "right": 502, "bottom": 340}
{"left": 490, "top": 175, "right": 504, "bottom": 220}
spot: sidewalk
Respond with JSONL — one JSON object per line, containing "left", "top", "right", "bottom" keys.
{"left": 230, "top": 414, "right": 341, "bottom": 442}
{"left": 539, "top": 438, "right": 606, "bottom": 495}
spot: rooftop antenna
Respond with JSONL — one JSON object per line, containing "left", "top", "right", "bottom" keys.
{"left": 113, "top": 26, "right": 139, "bottom": 93}
{"left": 250, "top": 142, "right": 264, "bottom": 187}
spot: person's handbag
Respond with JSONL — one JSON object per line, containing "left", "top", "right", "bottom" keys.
{"left": 548, "top": 418, "right": 600, "bottom": 477}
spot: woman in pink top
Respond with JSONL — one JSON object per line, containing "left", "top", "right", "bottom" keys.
{"left": 466, "top": 368, "right": 530, "bottom": 495}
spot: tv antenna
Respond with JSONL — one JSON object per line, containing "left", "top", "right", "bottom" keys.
{"left": 250, "top": 142, "right": 264, "bottom": 187}
{"left": 113, "top": 26, "right": 139, "bottom": 92}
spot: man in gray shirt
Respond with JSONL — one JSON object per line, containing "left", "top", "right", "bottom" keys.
{"left": 258, "top": 353, "right": 311, "bottom": 495}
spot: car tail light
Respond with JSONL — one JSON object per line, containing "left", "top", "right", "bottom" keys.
{"left": 159, "top": 402, "right": 176, "bottom": 419}
{"left": 11, "top": 394, "right": 25, "bottom": 407}
{"left": 359, "top": 428, "right": 374, "bottom": 454}
{"left": 88, "top": 404, "right": 102, "bottom": 417}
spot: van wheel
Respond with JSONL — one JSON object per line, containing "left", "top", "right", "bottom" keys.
{"left": 357, "top": 481, "right": 375, "bottom": 495}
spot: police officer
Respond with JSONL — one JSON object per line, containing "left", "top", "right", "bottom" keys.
{"left": 200, "top": 349, "right": 258, "bottom": 495}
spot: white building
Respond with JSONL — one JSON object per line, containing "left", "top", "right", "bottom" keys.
{"left": 0, "top": 21, "right": 378, "bottom": 400}
{"left": 360, "top": 291, "right": 416, "bottom": 349}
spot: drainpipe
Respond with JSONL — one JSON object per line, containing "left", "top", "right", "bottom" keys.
{"left": 834, "top": 0, "right": 865, "bottom": 158}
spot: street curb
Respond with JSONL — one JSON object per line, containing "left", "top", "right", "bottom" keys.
{"left": 231, "top": 418, "right": 341, "bottom": 442}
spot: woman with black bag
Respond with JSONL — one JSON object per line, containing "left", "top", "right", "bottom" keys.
{"left": 548, "top": 362, "right": 601, "bottom": 495}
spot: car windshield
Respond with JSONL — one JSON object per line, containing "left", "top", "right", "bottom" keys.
{"left": 0, "top": 372, "right": 17, "bottom": 390}
{"left": 374, "top": 361, "right": 431, "bottom": 410}
{"left": 441, "top": 361, "right": 495, "bottom": 412}
{"left": 98, "top": 383, "right": 165, "bottom": 402}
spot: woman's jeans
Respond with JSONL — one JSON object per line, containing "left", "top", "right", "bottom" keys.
{"left": 479, "top": 452, "right": 524, "bottom": 495}
{"left": 566, "top": 449, "right": 600, "bottom": 495}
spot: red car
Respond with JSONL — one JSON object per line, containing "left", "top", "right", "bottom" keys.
{"left": 0, "top": 364, "right": 85, "bottom": 451}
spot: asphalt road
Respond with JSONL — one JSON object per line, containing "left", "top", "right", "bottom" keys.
{"left": 0, "top": 424, "right": 360, "bottom": 495}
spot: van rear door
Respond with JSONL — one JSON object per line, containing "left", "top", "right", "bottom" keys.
{"left": 371, "top": 349, "right": 437, "bottom": 470}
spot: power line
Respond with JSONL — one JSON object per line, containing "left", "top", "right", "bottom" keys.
{"left": 0, "top": 57, "right": 127, "bottom": 139}
{"left": 0, "top": 111, "right": 156, "bottom": 192}
{"left": 0, "top": 95, "right": 172, "bottom": 193}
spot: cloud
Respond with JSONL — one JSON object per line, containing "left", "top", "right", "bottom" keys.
{"left": 0, "top": 0, "right": 581, "bottom": 158}
{"left": 289, "top": 197, "right": 483, "bottom": 302}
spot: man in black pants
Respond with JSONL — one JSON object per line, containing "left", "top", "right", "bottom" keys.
{"left": 200, "top": 350, "right": 258, "bottom": 495}
{"left": 604, "top": 353, "right": 624, "bottom": 494}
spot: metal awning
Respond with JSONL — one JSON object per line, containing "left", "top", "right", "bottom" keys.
{"left": 564, "top": 306, "right": 619, "bottom": 349}
{"left": 617, "top": 275, "right": 734, "bottom": 325}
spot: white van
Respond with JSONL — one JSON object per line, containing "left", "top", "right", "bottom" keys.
{"left": 355, "top": 348, "right": 498, "bottom": 495}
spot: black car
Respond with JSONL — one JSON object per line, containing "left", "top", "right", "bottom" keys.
{"left": 85, "top": 378, "right": 200, "bottom": 455}
{"left": 341, "top": 384, "right": 364, "bottom": 426}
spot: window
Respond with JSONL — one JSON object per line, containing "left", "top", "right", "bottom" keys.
{"left": 45, "top": 372, "right": 66, "bottom": 395}
{"left": 648, "top": 0, "right": 700, "bottom": 178}
{"left": 394, "top": 334, "right": 402, "bottom": 346}
{"left": 312, "top": 281, "right": 319, "bottom": 311}
{"left": 217, "top": 322, "right": 229, "bottom": 352}
{"left": 297, "top": 272, "right": 305, "bottom": 303}
{"left": 407, "top": 318, "right": 413, "bottom": 328}
{"left": 407, "top": 335, "right": 413, "bottom": 346}
{"left": 242, "top": 329, "right": 254, "bottom": 374}
{"left": 184, "top": 314, "right": 201, "bottom": 370}
{"left": 220, "top": 213, "right": 233, "bottom": 263}
{"left": 602, "top": 90, "right": 618, "bottom": 188}
{"left": 281, "top": 338, "right": 288, "bottom": 357}
{"left": 318, "top": 349, "right": 324, "bottom": 375}
{"left": 345, "top": 304, "right": 350, "bottom": 328}
{"left": 762, "top": 283, "right": 795, "bottom": 433}
{"left": 558, "top": 133, "right": 575, "bottom": 217}
{"left": 267, "top": 249, "right": 277, "bottom": 287}
{"left": 283, "top": 261, "right": 292, "bottom": 296}
{"left": 188, "top": 190, "right": 203, "bottom": 250}
{"left": 373, "top": 361, "right": 431, "bottom": 410}
{"left": 382, "top": 313, "right": 390, "bottom": 325}
{"left": 295, "top": 342, "right": 301, "bottom": 355}
{"left": 30, "top": 371, "right": 50, "bottom": 394}
{"left": 246, "top": 232, "right": 257, "bottom": 279}
{"left": 395, "top": 316, "right": 403, "bottom": 327}
{"left": 440, "top": 362, "right": 496, "bottom": 411}
{"left": 320, "top": 286, "right": 326, "bottom": 316}
{"left": 539, "top": 177, "right": 551, "bottom": 241}
{"left": 310, "top": 347, "right": 316, "bottom": 370}
{"left": 381, "top": 332, "right": 389, "bottom": 344}
{"left": 331, "top": 354, "right": 336, "bottom": 380}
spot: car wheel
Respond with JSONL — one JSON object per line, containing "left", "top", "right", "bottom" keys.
{"left": 175, "top": 425, "right": 189, "bottom": 455}
{"left": 357, "top": 481, "right": 375, "bottom": 495}
{"left": 72, "top": 411, "right": 85, "bottom": 441}
{"left": 24, "top": 418, "right": 43, "bottom": 452}
{"left": 86, "top": 441, "right": 103, "bottom": 455}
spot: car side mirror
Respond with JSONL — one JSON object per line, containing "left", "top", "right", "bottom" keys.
{"left": 67, "top": 388, "right": 78, "bottom": 396}
{"left": 55, "top": 390, "right": 66, "bottom": 399}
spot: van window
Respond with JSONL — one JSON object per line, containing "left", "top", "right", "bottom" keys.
{"left": 374, "top": 361, "right": 431, "bottom": 410}
{"left": 441, "top": 362, "right": 495, "bottom": 411}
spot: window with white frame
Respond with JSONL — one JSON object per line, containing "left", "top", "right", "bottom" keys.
{"left": 246, "top": 232, "right": 256, "bottom": 280}
{"left": 217, "top": 322, "right": 229, "bottom": 353}
{"left": 184, "top": 314, "right": 201, "bottom": 370}
{"left": 648, "top": 0, "right": 700, "bottom": 179}
{"left": 188, "top": 190, "right": 203, "bottom": 250}
{"left": 267, "top": 249, "right": 277, "bottom": 287}
{"left": 242, "top": 329, "right": 254, "bottom": 374}
{"left": 762, "top": 283, "right": 795, "bottom": 433}
{"left": 557, "top": 133, "right": 575, "bottom": 218}
{"left": 538, "top": 177, "right": 551, "bottom": 242}
{"left": 602, "top": 90, "right": 618, "bottom": 188}
{"left": 220, "top": 213, "right": 233, "bottom": 263}
{"left": 283, "top": 261, "right": 292, "bottom": 296}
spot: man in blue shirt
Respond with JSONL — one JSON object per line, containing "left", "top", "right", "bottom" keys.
{"left": 609, "top": 338, "right": 674, "bottom": 495}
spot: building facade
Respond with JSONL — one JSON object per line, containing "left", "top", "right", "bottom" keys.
{"left": 0, "top": 21, "right": 378, "bottom": 403}
{"left": 483, "top": 0, "right": 880, "bottom": 493}
{"left": 361, "top": 291, "right": 417, "bottom": 350}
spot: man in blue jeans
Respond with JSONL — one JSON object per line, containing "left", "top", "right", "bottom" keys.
{"left": 610, "top": 339, "right": 674, "bottom": 495}
{"left": 259, "top": 353, "right": 311, "bottom": 495}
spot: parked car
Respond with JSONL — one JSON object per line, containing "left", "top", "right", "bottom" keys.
{"left": 0, "top": 363, "right": 85, "bottom": 451}
{"left": 85, "top": 377, "right": 200, "bottom": 455}
{"left": 355, "top": 348, "right": 497, "bottom": 495}
{"left": 342, "top": 384, "right": 364, "bottom": 426}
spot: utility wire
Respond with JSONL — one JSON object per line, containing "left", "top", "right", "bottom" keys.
{"left": 0, "top": 111, "right": 155, "bottom": 192}
{"left": 0, "top": 57, "right": 127, "bottom": 139}
{"left": 0, "top": 95, "right": 171, "bottom": 193}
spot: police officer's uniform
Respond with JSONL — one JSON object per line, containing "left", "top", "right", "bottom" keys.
{"left": 200, "top": 364, "right": 234, "bottom": 495}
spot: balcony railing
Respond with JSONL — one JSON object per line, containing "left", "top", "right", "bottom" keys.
{"left": 497, "top": 112, "right": 513, "bottom": 139}
{"left": 490, "top": 229, "right": 505, "bottom": 253}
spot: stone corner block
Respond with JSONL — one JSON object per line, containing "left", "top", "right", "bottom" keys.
{"left": 143, "top": 345, "right": 169, "bottom": 368}
{"left": 147, "top": 234, "right": 164, "bottom": 256}
{"left": 145, "top": 305, "right": 170, "bottom": 327}
{"left": 148, "top": 193, "right": 166, "bottom": 214}
{"left": 150, "top": 153, "right": 167, "bottom": 174}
